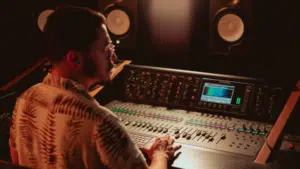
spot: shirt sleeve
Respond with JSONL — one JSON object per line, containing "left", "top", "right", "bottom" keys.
{"left": 93, "top": 114, "right": 149, "bottom": 169}
{"left": 9, "top": 98, "right": 21, "bottom": 150}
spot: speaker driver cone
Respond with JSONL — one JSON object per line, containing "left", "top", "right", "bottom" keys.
{"left": 214, "top": 8, "right": 245, "bottom": 44}
{"left": 104, "top": 4, "right": 132, "bottom": 39}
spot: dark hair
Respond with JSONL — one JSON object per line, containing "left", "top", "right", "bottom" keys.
{"left": 43, "top": 5, "right": 106, "bottom": 62}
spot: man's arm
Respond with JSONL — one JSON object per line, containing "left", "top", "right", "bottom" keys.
{"left": 9, "top": 144, "right": 18, "bottom": 165}
{"left": 93, "top": 116, "right": 149, "bottom": 169}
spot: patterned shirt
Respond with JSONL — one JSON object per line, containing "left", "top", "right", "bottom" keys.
{"left": 9, "top": 73, "right": 148, "bottom": 169}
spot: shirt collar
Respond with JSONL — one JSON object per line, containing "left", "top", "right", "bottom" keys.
{"left": 42, "top": 73, "right": 92, "bottom": 99}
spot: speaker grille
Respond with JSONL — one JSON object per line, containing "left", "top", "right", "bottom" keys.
{"left": 217, "top": 13, "right": 244, "bottom": 43}
{"left": 106, "top": 9, "right": 131, "bottom": 36}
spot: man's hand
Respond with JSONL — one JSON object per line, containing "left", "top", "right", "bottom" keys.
{"left": 141, "top": 136, "right": 181, "bottom": 162}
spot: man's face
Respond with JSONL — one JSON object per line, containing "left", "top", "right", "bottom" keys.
{"left": 82, "top": 23, "right": 116, "bottom": 84}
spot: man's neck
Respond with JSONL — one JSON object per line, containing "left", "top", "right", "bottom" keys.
{"left": 50, "top": 68, "right": 94, "bottom": 90}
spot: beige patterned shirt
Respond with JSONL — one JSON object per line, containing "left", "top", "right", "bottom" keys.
{"left": 9, "top": 73, "right": 148, "bottom": 169}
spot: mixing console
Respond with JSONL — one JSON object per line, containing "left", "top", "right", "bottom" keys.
{"left": 106, "top": 100, "right": 272, "bottom": 157}
{"left": 103, "top": 64, "right": 286, "bottom": 164}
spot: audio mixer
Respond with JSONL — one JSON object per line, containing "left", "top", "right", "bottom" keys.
{"left": 104, "top": 64, "right": 286, "bottom": 168}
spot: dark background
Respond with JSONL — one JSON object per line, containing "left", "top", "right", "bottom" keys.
{"left": 0, "top": 0, "right": 299, "bottom": 99}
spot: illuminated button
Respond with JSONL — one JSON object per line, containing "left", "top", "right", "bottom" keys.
{"left": 289, "top": 143, "right": 295, "bottom": 150}
{"left": 176, "top": 91, "right": 180, "bottom": 95}
{"left": 191, "top": 96, "right": 195, "bottom": 100}
{"left": 237, "top": 128, "right": 244, "bottom": 132}
{"left": 259, "top": 132, "right": 265, "bottom": 135}
{"left": 252, "top": 131, "right": 258, "bottom": 135}
{"left": 245, "top": 130, "right": 251, "bottom": 133}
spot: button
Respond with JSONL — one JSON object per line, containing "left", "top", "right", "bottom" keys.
{"left": 289, "top": 143, "right": 295, "bottom": 150}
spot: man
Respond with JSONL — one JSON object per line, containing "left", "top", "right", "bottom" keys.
{"left": 9, "top": 5, "right": 181, "bottom": 169}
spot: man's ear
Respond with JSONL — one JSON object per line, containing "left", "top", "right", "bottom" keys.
{"left": 66, "top": 51, "right": 81, "bottom": 70}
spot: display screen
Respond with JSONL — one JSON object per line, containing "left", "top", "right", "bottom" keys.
{"left": 200, "top": 83, "right": 235, "bottom": 104}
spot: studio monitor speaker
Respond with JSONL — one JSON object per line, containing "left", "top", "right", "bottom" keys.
{"left": 99, "top": 0, "right": 137, "bottom": 50}
{"left": 209, "top": 0, "right": 253, "bottom": 57}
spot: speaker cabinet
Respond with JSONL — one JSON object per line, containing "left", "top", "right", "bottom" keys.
{"left": 98, "top": 0, "right": 137, "bottom": 50}
{"left": 209, "top": 0, "right": 253, "bottom": 57}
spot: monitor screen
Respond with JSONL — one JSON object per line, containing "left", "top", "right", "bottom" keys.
{"left": 200, "top": 82, "right": 235, "bottom": 104}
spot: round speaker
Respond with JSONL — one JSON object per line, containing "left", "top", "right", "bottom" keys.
{"left": 37, "top": 9, "right": 55, "bottom": 32}
{"left": 214, "top": 8, "right": 245, "bottom": 45}
{"left": 104, "top": 4, "right": 132, "bottom": 39}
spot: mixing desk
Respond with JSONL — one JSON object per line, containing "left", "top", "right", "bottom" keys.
{"left": 106, "top": 100, "right": 272, "bottom": 157}
{"left": 103, "top": 64, "right": 287, "bottom": 168}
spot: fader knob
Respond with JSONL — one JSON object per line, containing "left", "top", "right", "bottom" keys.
{"left": 208, "top": 137, "right": 214, "bottom": 142}
{"left": 202, "top": 131, "right": 207, "bottom": 136}
{"left": 205, "top": 133, "right": 211, "bottom": 139}
{"left": 196, "top": 130, "right": 202, "bottom": 136}
{"left": 220, "top": 134, "right": 226, "bottom": 140}
{"left": 153, "top": 127, "right": 158, "bottom": 132}
{"left": 125, "top": 121, "right": 130, "bottom": 126}
{"left": 141, "top": 123, "right": 146, "bottom": 128}
{"left": 158, "top": 127, "right": 163, "bottom": 132}
{"left": 182, "top": 132, "right": 187, "bottom": 138}
{"left": 175, "top": 134, "right": 180, "bottom": 139}
{"left": 174, "top": 129, "right": 180, "bottom": 134}
{"left": 137, "top": 122, "right": 142, "bottom": 127}
{"left": 132, "top": 121, "right": 137, "bottom": 126}
{"left": 148, "top": 127, "right": 153, "bottom": 131}
{"left": 163, "top": 128, "right": 168, "bottom": 133}
{"left": 186, "top": 134, "right": 191, "bottom": 140}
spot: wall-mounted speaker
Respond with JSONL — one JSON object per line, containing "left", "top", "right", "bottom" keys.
{"left": 99, "top": 0, "right": 137, "bottom": 50}
{"left": 209, "top": 0, "right": 253, "bottom": 57}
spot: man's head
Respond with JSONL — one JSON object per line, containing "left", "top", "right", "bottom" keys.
{"left": 44, "top": 5, "right": 116, "bottom": 87}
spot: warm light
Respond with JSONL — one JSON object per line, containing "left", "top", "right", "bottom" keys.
{"left": 149, "top": 0, "right": 192, "bottom": 47}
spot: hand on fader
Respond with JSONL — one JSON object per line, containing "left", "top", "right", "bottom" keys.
{"left": 141, "top": 136, "right": 182, "bottom": 162}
